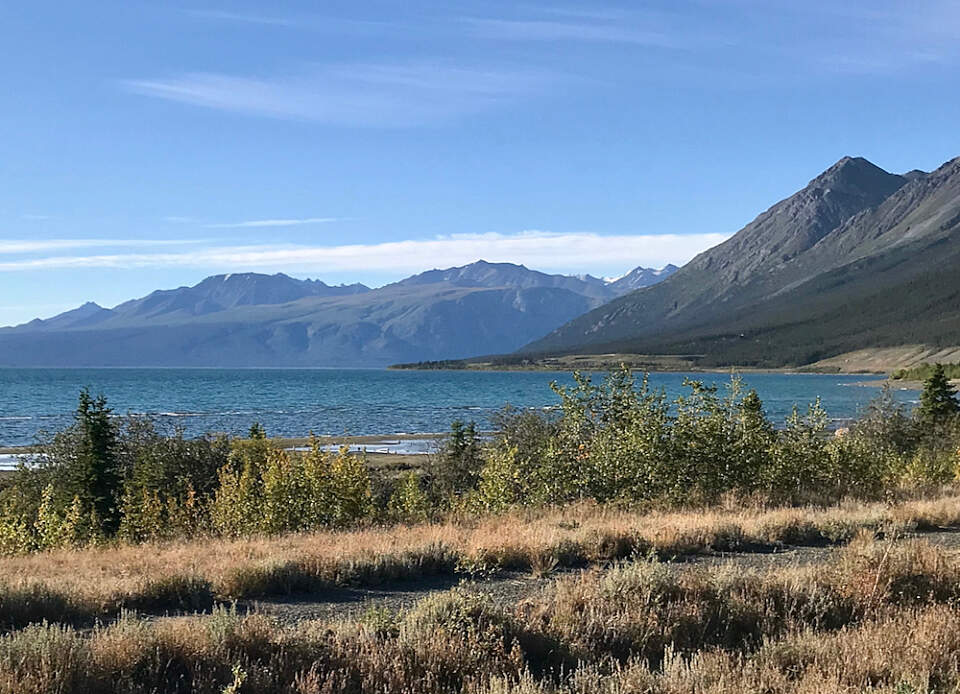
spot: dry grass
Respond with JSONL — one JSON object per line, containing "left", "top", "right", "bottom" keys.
{"left": 519, "top": 533, "right": 960, "bottom": 666}
{"left": 508, "top": 606, "right": 960, "bottom": 693}
{"left": 3, "top": 536, "right": 960, "bottom": 693}
{"left": 2, "top": 493, "right": 960, "bottom": 628}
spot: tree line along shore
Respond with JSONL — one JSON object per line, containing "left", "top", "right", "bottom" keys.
{"left": 1, "top": 365, "right": 958, "bottom": 553}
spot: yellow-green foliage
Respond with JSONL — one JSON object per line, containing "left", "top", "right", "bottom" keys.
{"left": 388, "top": 472, "right": 432, "bottom": 522}
{"left": 902, "top": 446, "right": 958, "bottom": 486}
{"left": 31, "top": 486, "right": 95, "bottom": 551}
{"left": 480, "top": 369, "right": 960, "bottom": 508}
{"left": 168, "top": 483, "right": 203, "bottom": 537}
{"left": 227, "top": 435, "right": 275, "bottom": 474}
{"left": 260, "top": 449, "right": 306, "bottom": 533}
{"left": 119, "top": 482, "right": 204, "bottom": 542}
{"left": 118, "top": 485, "right": 165, "bottom": 542}
{"left": 328, "top": 444, "right": 374, "bottom": 525}
{"left": 472, "top": 445, "right": 522, "bottom": 512}
{"left": 298, "top": 441, "right": 335, "bottom": 527}
{"left": 211, "top": 441, "right": 373, "bottom": 536}
{"left": 0, "top": 504, "right": 32, "bottom": 556}
{"left": 210, "top": 460, "right": 263, "bottom": 538}
{"left": 3, "top": 370, "right": 960, "bottom": 558}
{"left": 33, "top": 485, "right": 67, "bottom": 550}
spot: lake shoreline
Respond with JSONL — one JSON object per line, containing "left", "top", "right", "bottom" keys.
{"left": 389, "top": 354, "right": 890, "bottom": 376}
{"left": 0, "top": 432, "right": 446, "bottom": 457}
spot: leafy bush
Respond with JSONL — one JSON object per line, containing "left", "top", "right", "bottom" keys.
{"left": 388, "top": 472, "right": 432, "bottom": 522}
{"left": 476, "top": 367, "right": 960, "bottom": 509}
{"left": 211, "top": 439, "right": 373, "bottom": 536}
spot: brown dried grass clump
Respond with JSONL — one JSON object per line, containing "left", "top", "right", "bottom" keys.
{"left": 557, "top": 606, "right": 960, "bottom": 694}
{"left": 516, "top": 534, "right": 960, "bottom": 669}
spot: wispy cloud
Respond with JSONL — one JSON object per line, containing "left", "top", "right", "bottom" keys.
{"left": 183, "top": 9, "right": 295, "bottom": 27}
{"left": 463, "top": 17, "right": 679, "bottom": 47}
{"left": 468, "top": 2, "right": 960, "bottom": 79}
{"left": 0, "top": 231, "right": 726, "bottom": 275}
{"left": 182, "top": 8, "right": 391, "bottom": 35}
{"left": 0, "top": 239, "right": 205, "bottom": 255}
{"left": 203, "top": 217, "right": 344, "bottom": 229}
{"left": 729, "top": 0, "right": 960, "bottom": 75}
{"left": 121, "top": 62, "right": 556, "bottom": 127}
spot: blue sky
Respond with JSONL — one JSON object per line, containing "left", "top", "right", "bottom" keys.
{"left": 1, "top": 1, "right": 958, "bottom": 326}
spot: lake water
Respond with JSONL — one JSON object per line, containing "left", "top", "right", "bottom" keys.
{"left": 0, "top": 368, "right": 914, "bottom": 448}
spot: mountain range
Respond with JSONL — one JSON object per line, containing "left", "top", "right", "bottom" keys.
{"left": 5, "top": 153, "right": 957, "bottom": 370}
{"left": 523, "top": 155, "right": 960, "bottom": 367}
{"left": 0, "top": 261, "right": 675, "bottom": 367}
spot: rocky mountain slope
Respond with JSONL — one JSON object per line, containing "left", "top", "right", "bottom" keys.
{"left": 524, "top": 156, "right": 960, "bottom": 367}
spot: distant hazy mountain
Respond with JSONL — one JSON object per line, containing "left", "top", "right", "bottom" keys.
{"left": 609, "top": 264, "right": 679, "bottom": 292}
{"left": 110, "top": 273, "right": 370, "bottom": 321}
{"left": 394, "top": 261, "right": 614, "bottom": 300}
{"left": 0, "top": 261, "right": 673, "bottom": 367}
{"left": 524, "top": 155, "right": 960, "bottom": 367}
{"left": 19, "top": 273, "right": 371, "bottom": 333}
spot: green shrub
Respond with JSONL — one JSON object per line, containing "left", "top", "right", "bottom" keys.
{"left": 0, "top": 505, "right": 32, "bottom": 556}
{"left": 471, "top": 445, "right": 524, "bottom": 512}
{"left": 210, "top": 459, "right": 263, "bottom": 537}
{"left": 388, "top": 472, "right": 432, "bottom": 522}
{"left": 761, "top": 401, "right": 831, "bottom": 503}
{"left": 328, "top": 446, "right": 374, "bottom": 526}
{"left": 210, "top": 441, "right": 374, "bottom": 536}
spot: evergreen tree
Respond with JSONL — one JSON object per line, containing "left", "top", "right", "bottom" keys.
{"left": 73, "top": 389, "right": 122, "bottom": 535}
{"left": 740, "top": 389, "right": 768, "bottom": 426}
{"left": 428, "top": 420, "right": 483, "bottom": 499}
{"left": 917, "top": 363, "right": 960, "bottom": 424}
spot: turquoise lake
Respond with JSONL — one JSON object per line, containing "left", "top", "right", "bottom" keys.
{"left": 0, "top": 368, "right": 915, "bottom": 448}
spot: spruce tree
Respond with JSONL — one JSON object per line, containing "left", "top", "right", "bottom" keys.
{"left": 74, "top": 388, "right": 122, "bottom": 535}
{"left": 428, "top": 420, "right": 483, "bottom": 499}
{"left": 917, "top": 363, "right": 960, "bottom": 424}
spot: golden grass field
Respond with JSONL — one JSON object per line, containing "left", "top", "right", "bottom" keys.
{"left": 3, "top": 528, "right": 960, "bottom": 692}
{"left": 5, "top": 485, "right": 960, "bottom": 692}
{"left": 4, "top": 491, "right": 960, "bottom": 620}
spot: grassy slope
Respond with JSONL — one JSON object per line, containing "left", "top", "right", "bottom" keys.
{"left": 808, "top": 345, "right": 960, "bottom": 373}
